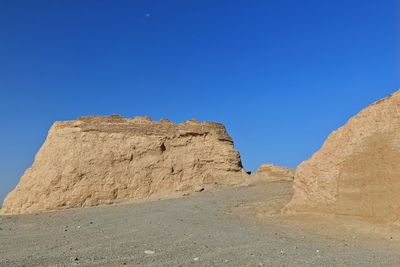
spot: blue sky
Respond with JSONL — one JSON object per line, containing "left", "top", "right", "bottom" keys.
{"left": 0, "top": 0, "right": 398, "bottom": 205}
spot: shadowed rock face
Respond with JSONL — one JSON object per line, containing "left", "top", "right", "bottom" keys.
{"left": 2, "top": 115, "right": 245, "bottom": 214}
{"left": 285, "top": 90, "right": 400, "bottom": 225}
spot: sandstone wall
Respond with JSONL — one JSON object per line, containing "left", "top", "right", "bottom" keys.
{"left": 2, "top": 115, "right": 245, "bottom": 214}
{"left": 284, "top": 90, "right": 400, "bottom": 225}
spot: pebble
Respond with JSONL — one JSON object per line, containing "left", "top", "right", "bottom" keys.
{"left": 194, "top": 257, "right": 199, "bottom": 261}
{"left": 144, "top": 250, "right": 155, "bottom": 255}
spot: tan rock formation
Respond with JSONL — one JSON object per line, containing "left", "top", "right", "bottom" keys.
{"left": 2, "top": 115, "right": 246, "bottom": 214}
{"left": 257, "top": 164, "right": 295, "bottom": 181}
{"left": 284, "top": 90, "right": 400, "bottom": 225}
{"left": 242, "top": 164, "right": 295, "bottom": 186}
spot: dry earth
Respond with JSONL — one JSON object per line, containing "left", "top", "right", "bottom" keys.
{"left": 1, "top": 181, "right": 399, "bottom": 267}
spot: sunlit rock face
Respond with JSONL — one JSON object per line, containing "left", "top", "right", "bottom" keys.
{"left": 256, "top": 164, "right": 295, "bottom": 181}
{"left": 2, "top": 115, "right": 245, "bottom": 214}
{"left": 285, "top": 90, "right": 400, "bottom": 225}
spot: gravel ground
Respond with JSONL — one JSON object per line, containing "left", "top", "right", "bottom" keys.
{"left": 1, "top": 181, "right": 399, "bottom": 266}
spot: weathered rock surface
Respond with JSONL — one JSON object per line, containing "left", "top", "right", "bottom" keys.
{"left": 257, "top": 164, "right": 295, "bottom": 181}
{"left": 1, "top": 115, "right": 246, "bottom": 214}
{"left": 242, "top": 164, "right": 295, "bottom": 186}
{"left": 284, "top": 90, "right": 400, "bottom": 225}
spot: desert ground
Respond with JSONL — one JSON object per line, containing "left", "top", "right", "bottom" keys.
{"left": 1, "top": 180, "right": 399, "bottom": 267}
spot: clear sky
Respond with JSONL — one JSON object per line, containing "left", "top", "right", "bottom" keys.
{"left": 0, "top": 0, "right": 398, "bottom": 205}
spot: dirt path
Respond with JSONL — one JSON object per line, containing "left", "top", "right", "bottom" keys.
{"left": 1, "top": 181, "right": 399, "bottom": 266}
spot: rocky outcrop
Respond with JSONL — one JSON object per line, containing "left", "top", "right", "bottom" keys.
{"left": 257, "top": 164, "right": 295, "bottom": 181}
{"left": 284, "top": 90, "right": 400, "bottom": 225}
{"left": 242, "top": 164, "right": 295, "bottom": 186}
{"left": 2, "top": 115, "right": 246, "bottom": 214}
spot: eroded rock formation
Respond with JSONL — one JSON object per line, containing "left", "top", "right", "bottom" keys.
{"left": 257, "top": 164, "right": 295, "bottom": 181}
{"left": 284, "top": 90, "right": 400, "bottom": 225}
{"left": 2, "top": 115, "right": 245, "bottom": 214}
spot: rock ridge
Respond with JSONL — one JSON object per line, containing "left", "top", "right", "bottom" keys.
{"left": 257, "top": 164, "right": 295, "bottom": 180}
{"left": 284, "top": 90, "right": 400, "bottom": 226}
{"left": 2, "top": 115, "right": 246, "bottom": 214}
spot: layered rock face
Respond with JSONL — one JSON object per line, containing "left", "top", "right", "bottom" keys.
{"left": 2, "top": 115, "right": 245, "bottom": 214}
{"left": 257, "top": 164, "right": 295, "bottom": 181}
{"left": 285, "top": 91, "right": 400, "bottom": 224}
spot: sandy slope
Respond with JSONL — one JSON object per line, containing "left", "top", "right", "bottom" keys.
{"left": 1, "top": 181, "right": 399, "bottom": 266}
